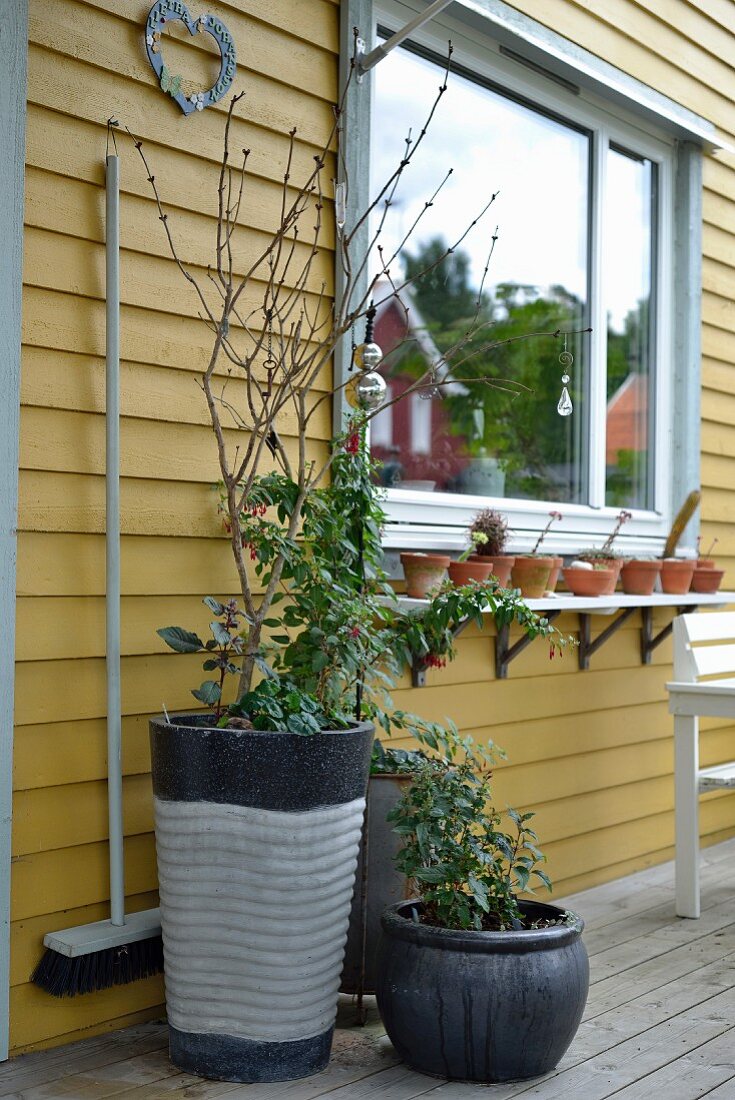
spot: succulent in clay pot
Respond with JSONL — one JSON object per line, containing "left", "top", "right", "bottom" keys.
{"left": 467, "top": 509, "right": 515, "bottom": 587}
{"left": 576, "top": 549, "right": 623, "bottom": 594}
{"left": 449, "top": 531, "right": 495, "bottom": 586}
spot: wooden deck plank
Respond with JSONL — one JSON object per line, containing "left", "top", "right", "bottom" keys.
{"left": 585, "top": 921, "right": 735, "bottom": 1018}
{"left": 0, "top": 1024, "right": 167, "bottom": 1094}
{"left": 17, "top": 1047, "right": 181, "bottom": 1098}
{"left": 5, "top": 838, "right": 735, "bottom": 1099}
{"left": 610, "top": 1026, "right": 735, "bottom": 1097}
{"left": 494, "top": 987, "right": 735, "bottom": 1099}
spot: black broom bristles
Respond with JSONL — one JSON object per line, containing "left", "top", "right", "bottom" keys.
{"left": 31, "top": 935, "right": 164, "bottom": 997}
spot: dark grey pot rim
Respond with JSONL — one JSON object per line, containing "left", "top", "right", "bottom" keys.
{"left": 151, "top": 713, "right": 374, "bottom": 740}
{"left": 381, "top": 899, "right": 584, "bottom": 954}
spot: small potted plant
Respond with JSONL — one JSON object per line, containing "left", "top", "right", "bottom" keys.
{"left": 696, "top": 536, "right": 718, "bottom": 570}
{"left": 690, "top": 537, "right": 723, "bottom": 591}
{"left": 620, "top": 556, "right": 662, "bottom": 596}
{"left": 467, "top": 508, "right": 514, "bottom": 586}
{"left": 375, "top": 728, "right": 588, "bottom": 1083}
{"left": 342, "top": 588, "right": 575, "bottom": 1000}
{"left": 577, "top": 510, "right": 632, "bottom": 594}
{"left": 448, "top": 531, "right": 494, "bottom": 586}
{"left": 510, "top": 511, "right": 563, "bottom": 597}
{"left": 661, "top": 557, "right": 696, "bottom": 594}
{"left": 533, "top": 510, "right": 563, "bottom": 590}
{"left": 563, "top": 560, "right": 616, "bottom": 597}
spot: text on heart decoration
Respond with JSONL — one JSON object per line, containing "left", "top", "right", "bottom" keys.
{"left": 145, "top": 0, "right": 237, "bottom": 116}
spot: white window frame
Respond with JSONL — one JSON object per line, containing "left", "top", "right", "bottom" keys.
{"left": 338, "top": 0, "right": 715, "bottom": 558}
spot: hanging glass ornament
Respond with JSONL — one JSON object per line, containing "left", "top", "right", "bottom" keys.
{"left": 557, "top": 337, "right": 574, "bottom": 417}
{"left": 419, "top": 364, "right": 442, "bottom": 400}
{"left": 353, "top": 341, "right": 382, "bottom": 372}
{"left": 346, "top": 371, "right": 387, "bottom": 411}
{"left": 557, "top": 375, "right": 573, "bottom": 416}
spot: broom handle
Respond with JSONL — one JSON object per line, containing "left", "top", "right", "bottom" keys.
{"left": 106, "top": 154, "right": 125, "bottom": 928}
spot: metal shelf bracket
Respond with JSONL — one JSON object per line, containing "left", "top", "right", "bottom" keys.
{"left": 578, "top": 607, "right": 637, "bottom": 670}
{"left": 640, "top": 604, "right": 698, "bottom": 664}
{"left": 495, "top": 611, "right": 562, "bottom": 680}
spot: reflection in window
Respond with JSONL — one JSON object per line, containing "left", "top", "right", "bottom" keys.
{"left": 604, "top": 147, "right": 656, "bottom": 509}
{"left": 369, "top": 42, "right": 589, "bottom": 503}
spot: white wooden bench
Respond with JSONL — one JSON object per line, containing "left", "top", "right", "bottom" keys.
{"left": 666, "top": 611, "right": 735, "bottom": 918}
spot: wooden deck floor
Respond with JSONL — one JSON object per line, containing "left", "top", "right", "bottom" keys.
{"left": 4, "top": 838, "right": 735, "bottom": 1099}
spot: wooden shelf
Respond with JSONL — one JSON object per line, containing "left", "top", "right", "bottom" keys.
{"left": 397, "top": 591, "right": 735, "bottom": 683}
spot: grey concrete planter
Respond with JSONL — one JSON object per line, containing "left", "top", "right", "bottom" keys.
{"left": 376, "top": 899, "right": 588, "bottom": 1083}
{"left": 149, "top": 714, "right": 374, "bottom": 1084}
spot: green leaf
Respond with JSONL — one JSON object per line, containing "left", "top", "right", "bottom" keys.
{"left": 203, "top": 596, "right": 225, "bottom": 615}
{"left": 210, "top": 621, "right": 232, "bottom": 647}
{"left": 157, "top": 627, "right": 204, "bottom": 653}
{"left": 192, "top": 680, "right": 221, "bottom": 706}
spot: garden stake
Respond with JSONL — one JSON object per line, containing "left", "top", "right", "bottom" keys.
{"left": 31, "top": 137, "right": 163, "bottom": 996}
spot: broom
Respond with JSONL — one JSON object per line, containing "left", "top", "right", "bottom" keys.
{"left": 32, "top": 135, "right": 163, "bottom": 996}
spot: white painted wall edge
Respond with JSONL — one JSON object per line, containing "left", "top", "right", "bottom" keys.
{"left": 0, "top": 0, "right": 28, "bottom": 1062}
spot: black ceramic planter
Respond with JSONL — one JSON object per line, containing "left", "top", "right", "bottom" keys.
{"left": 150, "top": 714, "right": 374, "bottom": 1084}
{"left": 375, "top": 899, "right": 588, "bottom": 1083}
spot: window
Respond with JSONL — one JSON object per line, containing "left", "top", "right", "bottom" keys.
{"left": 363, "top": 1, "right": 683, "bottom": 553}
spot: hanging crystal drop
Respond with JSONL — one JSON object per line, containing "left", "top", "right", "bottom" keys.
{"left": 557, "top": 374, "right": 573, "bottom": 417}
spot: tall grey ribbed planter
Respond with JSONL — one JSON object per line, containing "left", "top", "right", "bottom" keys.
{"left": 149, "top": 715, "right": 374, "bottom": 1084}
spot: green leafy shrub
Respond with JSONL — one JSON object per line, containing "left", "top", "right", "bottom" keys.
{"left": 390, "top": 726, "right": 551, "bottom": 931}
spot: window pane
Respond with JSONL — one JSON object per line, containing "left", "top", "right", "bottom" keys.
{"left": 369, "top": 42, "right": 590, "bottom": 503}
{"left": 604, "top": 146, "right": 656, "bottom": 509}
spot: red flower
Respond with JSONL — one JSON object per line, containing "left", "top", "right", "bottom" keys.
{"left": 345, "top": 432, "right": 360, "bottom": 455}
{"left": 349, "top": 626, "right": 360, "bottom": 638}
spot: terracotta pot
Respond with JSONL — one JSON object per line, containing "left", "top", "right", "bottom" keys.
{"left": 578, "top": 557, "right": 623, "bottom": 595}
{"left": 563, "top": 567, "right": 615, "bottom": 597}
{"left": 448, "top": 559, "right": 494, "bottom": 586}
{"left": 510, "top": 556, "right": 554, "bottom": 598}
{"left": 697, "top": 558, "right": 716, "bottom": 570}
{"left": 400, "top": 553, "right": 450, "bottom": 599}
{"left": 660, "top": 558, "right": 696, "bottom": 595}
{"left": 691, "top": 567, "right": 725, "bottom": 594}
{"left": 620, "top": 559, "right": 662, "bottom": 596}
{"left": 546, "top": 556, "right": 563, "bottom": 593}
{"left": 469, "top": 553, "right": 515, "bottom": 587}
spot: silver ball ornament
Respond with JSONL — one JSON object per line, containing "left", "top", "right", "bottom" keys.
{"left": 345, "top": 371, "right": 387, "bottom": 411}
{"left": 353, "top": 341, "right": 383, "bottom": 371}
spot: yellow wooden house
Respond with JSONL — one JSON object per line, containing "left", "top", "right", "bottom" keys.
{"left": 2, "top": 0, "right": 735, "bottom": 1060}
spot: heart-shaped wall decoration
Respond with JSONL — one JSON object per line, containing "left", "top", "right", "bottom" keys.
{"left": 145, "top": 0, "right": 236, "bottom": 116}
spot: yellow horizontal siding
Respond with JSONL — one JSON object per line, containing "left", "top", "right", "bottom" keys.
{"left": 16, "top": 533, "right": 237, "bottom": 596}
{"left": 14, "top": 0, "right": 735, "bottom": 1057}
{"left": 15, "top": 0, "right": 340, "bottom": 1054}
